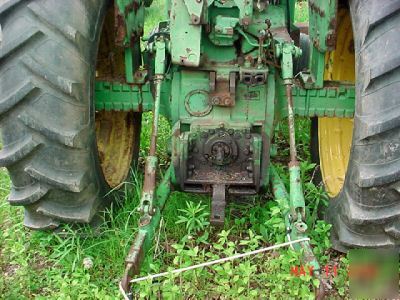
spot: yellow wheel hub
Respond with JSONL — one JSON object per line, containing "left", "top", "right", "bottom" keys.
{"left": 318, "top": 8, "right": 355, "bottom": 197}
{"left": 94, "top": 11, "right": 141, "bottom": 189}
{"left": 95, "top": 111, "right": 141, "bottom": 188}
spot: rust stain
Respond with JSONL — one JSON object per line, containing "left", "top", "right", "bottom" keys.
{"left": 114, "top": 5, "right": 126, "bottom": 46}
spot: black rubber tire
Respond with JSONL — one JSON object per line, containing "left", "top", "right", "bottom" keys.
{"left": 314, "top": 0, "right": 400, "bottom": 250}
{"left": 0, "top": 0, "right": 116, "bottom": 229}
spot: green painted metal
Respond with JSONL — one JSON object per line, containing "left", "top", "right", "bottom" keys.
{"left": 276, "top": 42, "right": 302, "bottom": 83}
{"left": 94, "top": 80, "right": 355, "bottom": 119}
{"left": 123, "top": 37, "right": 170, "bottom": 287}
{"left": 269, "top": 165, "right": 320, "bottom": 271}
{"left": 137, "top": 37, "right": 167, "bottom": 224}
{"left": 289, "top": 164, "right": 305, "bottom": 221}
{"left": 94, "top": 81, "right": 153, "bottom": 111}
{"left": 170, "top": 0, "right": 202, "bottom": 67}
{"left": 209, "top": 15, "right": 239, "bottom": 46}
{"left": 277, "top": 82, "right": 356, "bottom": 119}
{"left": 115, "top": 0, "right": 150, "bottom": 82}
{"left": 308, "top": 0, "right": 337, "bottom": 53}
{"left": 154, "top": 38, "right": 167, "bottom": 75}
{"left": 124, "top": 48, "right": 135, "bottom": 83}
{"left": 302, "top": 0, "right": 338, "bottom": 88}
{"left": 141, "top": 166, "right": 172, "bottom": 233}
{"left": 123, "top": 166, "right": 172, "bottom": 282}
{"left": 115, "top": 0, "right": 147, "bottom": 47}
{"left": 183, "top": 0, "right": 205, "bottom": 23}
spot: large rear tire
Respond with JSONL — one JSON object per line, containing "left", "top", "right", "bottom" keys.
{"left": 313, "top": 0, "right": 400, "bottom": 250}
{"left": 0, "top": 0, "right": 141, "bottom": 229}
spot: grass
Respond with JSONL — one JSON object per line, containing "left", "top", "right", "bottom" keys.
{"left": 0, "top": 1, "right": 350, "bottom": 299}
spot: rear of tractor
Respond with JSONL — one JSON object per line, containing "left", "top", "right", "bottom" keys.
{"left": 1, "top": 0, "right": 399, "bottom": 297}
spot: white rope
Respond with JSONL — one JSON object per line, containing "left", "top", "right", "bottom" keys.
{"left": 119, "top": 282, "right": 130, "bottom": 300}
{"left": 119, "top": 237, "right": 309, "bottom": 298}
{"left": 128, "top": 237, "right": 309, "bottom": 285}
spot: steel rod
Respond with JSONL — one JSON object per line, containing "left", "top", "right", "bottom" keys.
{"left": 285, "top": 84, "right": 298, "bottom": 163}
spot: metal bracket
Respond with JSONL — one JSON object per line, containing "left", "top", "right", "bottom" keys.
{"left": 209, "top": 72, "right": 236, "bottom": 107}
{"left": 211, "top": 184, "right": 226, "bottom": 226}
{"left": 183, "top": 0, "right": 205, "bottom": 25}
{"left": 120, "top": 167, "right": 172, "bottom": 295}
{"left": 170, "top": 0, "right": 202, "bottom": 67}
{"left": 233, "top": 0, "right": 253, "bottom": 26}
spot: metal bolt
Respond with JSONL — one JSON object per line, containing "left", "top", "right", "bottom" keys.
{"left": 295, "top": 222, "right": 307, "bottom": 233}
{"left": 212, "top": 96, "right": 221, "bottom": 104}
{"left": 223, "top": 97, "right": 231, "bottom": 105}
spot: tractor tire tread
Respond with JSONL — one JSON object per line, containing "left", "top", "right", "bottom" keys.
{"left": 0, "top": 0, "right": 108, "bottom": 228}
{"left": 327, "top": 0, "right": 400, "bottom": 249}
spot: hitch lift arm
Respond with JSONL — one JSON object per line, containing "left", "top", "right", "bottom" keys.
{"left": 120, "top": 36, "right": 170, "bottom": 296}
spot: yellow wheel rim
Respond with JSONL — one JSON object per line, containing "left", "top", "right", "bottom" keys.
{"left": 94, "top": 10, "right": 141, "bottom": 189}
{"left": 318, "top": 8, "right": 355, "bottom": 197}
{"left": 95, "top": 111, "right": 141, "bottom": 188}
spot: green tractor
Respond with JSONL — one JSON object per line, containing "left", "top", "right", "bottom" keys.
{"left": 1, "top": 0, "right": 399, "bottom": 297}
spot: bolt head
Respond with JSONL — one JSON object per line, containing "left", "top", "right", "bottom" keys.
{"left": 212, "top": 96, "right": 221, "bottom": 104}
{"left": 223, "top": 97, "right": 231, "bottom": 105}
